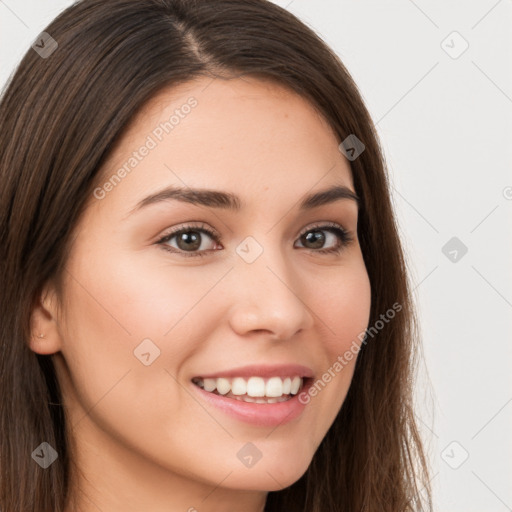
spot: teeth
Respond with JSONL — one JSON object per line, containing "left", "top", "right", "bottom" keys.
{"left": 247, "top": 377, "right": 265, "bottom": 397}
{"left": 193, "top": 375, "right": 305, "bottom": 398}
{"left": 231, "top": 377, "right": 247, "bottom": 395}
{"left": 216, "top": 378, "right": 230, "bottom": 395}
{"left": 282, "top": 377, "right": 291, "bottom": 395}
{"left": 203, "top": 378, "right": 216, "bottom": 392}
{"left": 265, "top": 377, "right": 283, "bottom": 397}
{"left": 290, "top": 376, "right": 301, "bottom": 395}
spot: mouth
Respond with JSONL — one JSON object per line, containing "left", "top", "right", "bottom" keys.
{"left": 191, "top": 375, "right": 310, "bottom": 404}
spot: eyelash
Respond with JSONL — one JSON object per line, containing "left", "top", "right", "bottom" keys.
{"left": 156, "top": 221, "right": 354, "bottom": 258}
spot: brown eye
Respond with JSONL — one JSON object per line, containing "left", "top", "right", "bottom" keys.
{"left": 300, "top": 230, "right": 327, "bottom": 249}
{"left": 157, "top": 221, "right": 353, "bottom": 259}
{"left": 294, "top": 223, "right": 353, "bottom": 254}
{"left": 174, "top": 230, "right": 204, "bottom": 251}
{"left": 157, "top": 223, "right": 220, "bottom": 257}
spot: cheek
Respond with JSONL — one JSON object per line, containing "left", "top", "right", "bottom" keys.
{"left": 313, "top": 260, "right": 372, "bottom": 354}
{"left": 57, "top": 249, "right": 229, "bottom": 421}
{"left": 300, "top": 261, "right": 371, "bottom": 431}
{"left": 56, "top": 263, "right": 217, "bottom": 475}
{"left": 56, "top": 266, "right": 299, "bottom": 487}
{"left": 63, "top": 243, "right": 223, "bottom": 343}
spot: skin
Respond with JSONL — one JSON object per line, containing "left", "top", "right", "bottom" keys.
{"left": 29, "top": 75, "right": 372, "bottom": 512}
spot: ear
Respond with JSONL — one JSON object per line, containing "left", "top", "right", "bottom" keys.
{"left": 29, "top": 282, "right": 63, "bottom": 355}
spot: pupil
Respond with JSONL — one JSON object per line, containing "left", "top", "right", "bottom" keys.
{"left": 178, "top": 231, "right": 201, "bottom": 251}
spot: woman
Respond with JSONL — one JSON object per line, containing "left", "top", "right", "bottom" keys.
{"left": 0, "top": 0, "right": 433, "bottom": 510}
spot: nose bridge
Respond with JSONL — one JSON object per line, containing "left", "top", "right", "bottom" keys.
{"left": 227, "top": 235, "right": 314, "bottom": 339}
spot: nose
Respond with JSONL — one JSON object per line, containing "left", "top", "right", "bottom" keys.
{"left": 227, "top": 244, "right": 315, "bottom": 341}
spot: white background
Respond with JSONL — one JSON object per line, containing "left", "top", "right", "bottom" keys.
{"left": 1, "top": 1, "right": 511, "bottom": 510}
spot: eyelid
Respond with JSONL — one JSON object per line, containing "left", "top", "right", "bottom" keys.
{"left": 296, "top": 220, "right": 349, "bottom": 239}
{"left": 157, "top": 221, "right": 220, "bottom": 244}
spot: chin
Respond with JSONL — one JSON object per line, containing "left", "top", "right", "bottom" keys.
{"left": 226, "top": 458, "right": 311, "bottom": 492}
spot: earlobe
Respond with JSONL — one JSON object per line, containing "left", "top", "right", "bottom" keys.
{"left": 28, "top": 284, "right": 63, "bottom": 355}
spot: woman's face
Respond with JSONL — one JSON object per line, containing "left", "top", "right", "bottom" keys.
{"left": 36, "top": 76, "right": 371, "bottom": 508}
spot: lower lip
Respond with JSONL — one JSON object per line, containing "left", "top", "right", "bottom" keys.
{"left": 190, "top": 379, "right": 312, "bottom": 427}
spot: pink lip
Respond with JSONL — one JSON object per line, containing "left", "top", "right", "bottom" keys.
{"left": 191, "top": 377, "right": 313, "bottom": 427}
{"left": 192, "top": 364, "right": 314, "bottom": 379}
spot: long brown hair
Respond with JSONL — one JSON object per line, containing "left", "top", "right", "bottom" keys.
{"left": 0, "top": 0, "right": 433, "bottom": 510}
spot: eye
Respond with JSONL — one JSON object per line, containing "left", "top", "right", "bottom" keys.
{"left": 156, "top": 222, "right": 221, "bottom": 258}
{"left": 156, "top": 221, "right": 354, "bottom": 258}
{"left": 294, "top": 222, "right": 353, "bottom": 254}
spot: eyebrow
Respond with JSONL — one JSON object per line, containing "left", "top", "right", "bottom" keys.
{"left": 129, "top": 183, "right": 359, "bottom": 215}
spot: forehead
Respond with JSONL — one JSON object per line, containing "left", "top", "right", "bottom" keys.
{"left": 94, "top": 75, "right": 355, "bottom": 214}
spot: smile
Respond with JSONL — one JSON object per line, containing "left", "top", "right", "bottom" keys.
{"left": 192, "top": 376, "right": 304, "bottom": 403}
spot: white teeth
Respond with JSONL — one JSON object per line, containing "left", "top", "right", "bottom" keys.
{"left": 290, "top": 376, "right": 301, "bottom": 395}
{"left": 246, "top": 377, "right": 266, "bottom": 397}
{"left": 231, "top": 377, "right": 247, "bottom": 396}
{"left": 231, "top": 395, "right": 290, "bottom": 404}
{"left": 265, "top": 377, "right": 283, "bottom": 397}
{"left": 282, "top": 377, "right": 291, "bottom": 395}
{"left": 203, "top": 378, "right": 216, "bottom": 392}
{"left": 193, "top": 375, "right": 305, "bottom": 398}
{"left": 216, "top": 378, "right": 230, "bottom": 395}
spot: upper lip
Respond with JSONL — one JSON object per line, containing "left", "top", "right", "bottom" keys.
{"left": 193, "top": 364, "right": 314, "bottom": 380}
